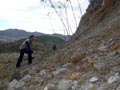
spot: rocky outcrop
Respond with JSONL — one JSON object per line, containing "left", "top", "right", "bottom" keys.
{"left": 72, "top": 0, "right": 120, "bottom": 43}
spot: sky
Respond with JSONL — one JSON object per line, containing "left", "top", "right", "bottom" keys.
{"left": 0, "top": 0, "right": 89, "bottom": 35}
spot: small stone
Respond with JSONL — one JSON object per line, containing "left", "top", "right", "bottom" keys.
{"left": 8, "top": 87, "right": 15, "bottom": 90}
{"left": 58, "top": 80, "right": 72, "bottom": 90}
{"left": 28, "top": 85, "right": 35, "bottom": 90}
{"left": 15, "top": 80, "right": 25, "bottom": 89}
{"left": 72, "top": 86, "right": 77, "bottom": 90}
{"left": 108, "top": 76, "right": 117, "bottom": 84}
{"left": 109, "top": 51, "right": 117, "bottom": 56}
{"left": 73, "top": 81, "right": 78, "bottom": 86}
{"left": 85, "top": 49, "right": 93, "bottom": 57}
{"left": 116, "top": 85, "right": 120, "bottom": 90}
{"left": 63, "top": 63, "right": 72, "bottom": 68}
{"left": 10, "top": 71, "right": 22, "bottom": 81}
{"left": 72, "top": 81, "right": 78, "bottom": 90}
{"left": 44, "top": 86, "right": 48, "bottom": 90}
{"left": 53, "top": 68, "right": 68, "bottom": 77}
{"left": 9, "top": 79, "right": 18, "bottom": 88}
{"left": 22, "top": 75, "right": 32, "bottom": 82}
{"left": 81, "top": 83, "right": 93, "bottom": 90}
{"left": 116, "top": 49, "right": 120, "bottom": 55}
{"left": 52, "top": 71, "right": 58, "bottom": 76}
{"left": 44, "top": 84, "right": 57, "bottom": 90}
{"left": 56, "top": 68, "right": 69, "bottom": 75}
{"left": 98, "top": 46, "right": 108, "bottom": 52}
{"left": 115, "top": 73, "right": 119, "bottom": 78}
{"left": 76, "top": 48, "right": 82, "bottom": 51}
{"left": 39, "top": 70, "right": 47, "bottom": 76}
{"left": 90, "top": 76, "right": 99, "bottom": 83}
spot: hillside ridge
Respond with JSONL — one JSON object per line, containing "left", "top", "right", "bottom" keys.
{"left": 0, "top": 29, "right": 70, "bottom": 41}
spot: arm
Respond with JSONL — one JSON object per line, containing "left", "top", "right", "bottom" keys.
{"left": 25, "top": 41, "right": 32, "bottom": 53}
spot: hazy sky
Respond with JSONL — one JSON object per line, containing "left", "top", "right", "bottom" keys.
{"left": 0, "top": 0, "right": 89, "bottom": 35}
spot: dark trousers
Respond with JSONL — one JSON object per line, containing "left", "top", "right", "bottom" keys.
{"left": 16, "top": 49, "right": 33, "bottom": 67}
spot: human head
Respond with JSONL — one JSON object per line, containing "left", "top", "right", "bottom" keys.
{"left": 29, "top": 35, "right": 35, "bottom": 41}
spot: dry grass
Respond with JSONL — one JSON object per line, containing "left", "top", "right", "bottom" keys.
{"left": 0, "top": 53, "right": 18, "bottom": 80}
{"left": 78, "top": 73, "right": 91, "bottom": 84}
{"left": 71, "top": 52, "right": 85, "bottom": 63}
{"left": 111, "top": 43, "right": 120, "bottom": 51}
{"left": 92, "top": 84, "right": 97, "bottom": 90}
{"left": 0, "top": 86, "right": 6, "bottom": 90}
{"left": 56, "top": 52, "right": 65, "bottom": 61}
{"left": 76, "top": 58, "right": 94, "bottom": 72}
{"left": 0, "top": 66, "right": 12, "bottom": 80}
{"left": 70, "top": 72, "right": 80, "bottom": 80}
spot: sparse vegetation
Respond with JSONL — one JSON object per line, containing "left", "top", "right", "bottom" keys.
{"left": 0, "top": 36, "right": 66, "bottom": 81}
{"left": 0, "top": 86, "right": 5, "bottom": 90}
{"left": 0, "top": 0, "right": 120, "bottom": 90}
{"left": 0, "top": 53, "right": 17, "bottom": 80}
{"left": 70, "top": 72, "right": 80, "bottom": 80}
{"left": 0, "top": 35, "right": 66, "bottom": 53}
{"left": 111, "top": 43, "right": 120, "bottom": 51}
{"left": 71, "top": 52, "right": 85, "bottom": 63}
{"left": 78, "top": 73, "right": 91, "bottom": 84}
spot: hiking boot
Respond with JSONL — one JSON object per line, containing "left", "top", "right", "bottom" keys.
{"left": 16, "top": 64, "right": 20, "bottom": 68}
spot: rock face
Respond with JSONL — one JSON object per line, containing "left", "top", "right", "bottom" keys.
{"left": 71, "top": 0, "right": 120, "bottom": 50}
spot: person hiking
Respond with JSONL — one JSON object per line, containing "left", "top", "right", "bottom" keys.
{"left": 53, "top": 44, "right": 57, "bottom": 51}
{"left": 16, "top": 35, "right": 35, "bottom": 68}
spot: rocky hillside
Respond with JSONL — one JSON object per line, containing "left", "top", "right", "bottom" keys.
{"left": 0, "top": 0, "right": 120, "bottom": 90}
{"left": 71, "top": 0, "right": 120, "bottom": 49}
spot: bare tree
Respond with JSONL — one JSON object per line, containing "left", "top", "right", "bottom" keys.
{"left": 40, "top": 0, "right": 82, "bottom": 35}
{"left": 69, "top": 0, "right": 78, "bottom": 29}
{"left": 48, "top": 0, "right": 69, "bottom": 35}
{"left": 58, "top": 1, "right": 73, "bottom": 35}
{"left": 47, "top": 13, "right": 55, "bottom": 34}
{"left": 77, "top": 0, "right": 82, "bottom": 16}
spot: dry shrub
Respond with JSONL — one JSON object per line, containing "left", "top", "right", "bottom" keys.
{"left": 92, "top": 85, "right": 97, "bottom": 90}
{"left": 87, "top": 58, "right": 94, "bottom": 67}
{"left": 78, "top": 74, "right": 90, "bottom": 84}
{"left": 78, "top": 58, "right": 94, "bottom": 71}
{"left": 111, "top": 43, "right": 120, "bottom": 51}
{"left": 70, "top": 72, "right": 80, "bottom": 80}
{"left": 71, "top": 52, "right": 85, "bottom": 63}
{"left": 56, "top": 52, "right": 65, "bottom": 61}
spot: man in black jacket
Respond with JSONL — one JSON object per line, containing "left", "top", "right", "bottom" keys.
{"left": 16, "top": 35, "right": 35, "bottom": 68}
